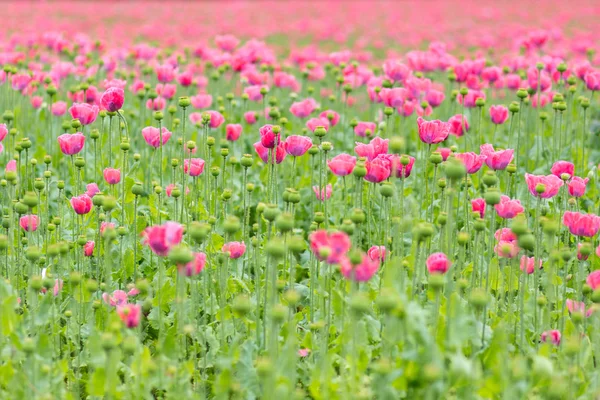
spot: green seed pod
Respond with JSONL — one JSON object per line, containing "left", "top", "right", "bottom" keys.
{"left": 314, "top": 126, "right": 327, "bottom": 137}
{"left": 74, "top": 157, "right": 85, "bottom": 168}
{"left": 429, "top": 152, "right": 443, "bottom": 165}
{"left": 313, "top": 212, "right": 325, "bottom": 224}
{"left": 241, "top": 154, "right": 253, "bottom": 168}
{"left": 469, "top": 288, "right": 489, "bottom": 309}
{"left": 23, "top": 192, "right": 38, "bottom": 208}
{"left": 437, "top": 212, "right": 447, "bottom": 226}
{"left": 379, "top": 182, "right": 394, "bottom": 198}
{"left": 482, "top": 171, "right": 498, "bottom": 187}
{"left": 518, "top": 233, "right": 535, "bottom": 251}
{"left": 289, "top": 235, "right": 306, "bottom": 254}
{"left": 168, "top": 245, "right": 194, "bottom": 265}
{"left": 223, "top": 215, "right": 241, "bottom": 234}
{"left": 350, "top": 293, "right": 370, "bottom": 315}
{"left": 132, "top": 182, "right": 143, "bottom": 196}
{"left": 516, "top": 88, "right": 528, "bottom": 99}
{"left": 275, "top": 213, "right": 294, "bottom": 233}
{"left": 102, "top": 196, "right": 116, "bottom": 211}
{"left": 178, "top": 96, "right": 191, "bottom": 108}
{"left": 353, "top": 161, "right": 367, "bottom": 178}
{"left": 484, "top": 188, "right": 502, "bottom": 205}
{"left": 445, "top": 159, "right": 466, "bottom": 181}
{"left": 266, "top": 238, "right": 286, "bottom": 259}
{"left": 339, "top": 219, "right": 355, "bottom": 235}
{"left": 350, "top": 208, "right": 366, "bottom": 224}
{"left": 474, "top": 218, "right": 485, "bottom": 232}
{"left": 34, "top": 179, "right": 45, "bottom": 191}
{"left": 389, "top": 136, "right": 405, "bottom": 153}
{"left": 232, "top": 294, "right": 253, "bottom": 316}
{"left": 15, "top": 202, "right": 29, "bottom": 215}
{"left": 263, "top": 204, "right": 280, "bottom": 222}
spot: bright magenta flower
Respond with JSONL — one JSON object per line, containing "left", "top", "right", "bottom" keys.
{"left": 354, "top": 121, "right": 377, "bottom": 138}
{"left": 568, "top": 176, "right": 589, "bottom": 197}
{"left": 84, "top": 241, "right": 95, "bottom": 257}
{"left": 364, "top": 155, "right": 391, "bottom": 183}
{"left": 426, "top": 252, "right": 451, "bottom": 274}
{"left": 339, "top": 254, "right": 380, "bottom": 282}
{"left": 480, "top": 144, "right": 513, "bottom": 170}
{"left": 313, "top": 184, "right": 332, "bottom": 201}
{"left": 222, "top": 242, "right": 246, "bottom": 259}
{"left": 142, "top": 222, "right": 184, "bottom": 256}
{"left": 471, "top": 198, "right": 486, "bottom": 218}
{"left": 117, "top": 304, "right": 142, "bottom": 328}
{"left": 417, "top": 117, "right": 450, "bottom": 144}
{"left": 524, "top": 173, "right": 564, "bottom": 198}
{"left": 520, "top": 256, "right": 542, "bottom": 274}
{"left": 142, "top": 126, "right": 172, "bottom": 148}
{"left": 180, "top": 252, "right": 207, "bottom": 276}
{"left": 489, "top": 105, "right": 509, "bottom": 124}
{"left": 103, "top": 168, "right": 121, "bottom": 185}
{"left": 454, "top": 152, "right": 485, "bottom": 174}
{"left": 494, "top": 196, "right": 524, "bottom": 219}
{"left": 540, "top": 330, "right": 561, "bottom": 346}
{"left": 254, "top": 141, "right": 286, "bottom": 164}
{"left": 354, "top": 137, "right": 388, "bottom": 161}
{"left": 309, "top": 230, "right": 351, "bottom": 264}
{"left": 70, "top": 194, "right": 93, "bottom": 215}
{"left": 226, "top": 124, "right": 242, "bottom": 141}
{"left": 563, "top": 211, "right": 600, "bottom": 237}
{"left": 69, "top": 103, "right": 99, "bottom": 125}
{"left": 285, "top": 135, "right": 312, "bottom": 157}
{"left": 550, "top": 161, "right": 574, "bottom": 179}
{"left": 367, "top": 245, "right": 387, "bottom": 262}
{"left": 57, "top": 133, "right": 85, "bottom": 155}
{"left": 19, "top": 215, "right": 39, "bottom": 232}
{"left": 327, "top": 153, "right": 356, "bottom": 176}
{"left": 184, "top": 158, "right": 205, "bottom": 176}
{"left": 100, "top": 87, "right": 124, "bottom": 112}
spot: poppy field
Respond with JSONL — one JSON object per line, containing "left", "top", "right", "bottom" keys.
{"left": 2, "top": 1, "right": 600, "bottom": 398}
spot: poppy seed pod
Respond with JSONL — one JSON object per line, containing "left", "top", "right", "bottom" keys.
{"left": 429, "top": 152, "right": 443, "bottom": 165}
{"left": 437, "top": 212, "right": 447, "bottom": 226}
{"left": 379, "top": 182, "right": 394, "bottom": 198}
{"left": 314, "top": 126, "right": 327, "bottom": 137}
{"left": 484, "top": 188, "right": 501, "bottom": 205}
{"left": 313, "top": 212, "right": 325, "bottom": 224}
{"left": 224, "top": 216, "right": 240, "bottom": 234}
{"left": 275, "top": 213, "right": 294, "bottom": 232}
{"left": 178, "top": 96, "right": 191, "bottom": 108}
{"left": 474, "top": 218, "right": 485, "bottom": 232}
{"left": 516, "top": 89, "right": 528, "bottom": 99}
{"left": 289, "top": 235, "right": 306, "bottom": 254}
{"left": 102, "top": 196, "right": 117, "bottom": 211}
{"left": 263, "top": 204, "right": 280, "bottom": 221}
{"left": 23, "top": 192, "right": 38, "bottom": 208}
{"left": 389, "top": 136, "right": 404, "bottom": 153}
{"left": 350, "top": 209, "right": 366, "bottom": 224}
{"left": 445, "top": 160, "right": 466, "bottom": 181}
{"left": 340, "top": 219, "right": 355, "bottom": 235}
{"left": 168, "top": 245, "right": 194, "bottom": 265}
{"left": 518, "top": 234, "right": 535, "bottom": 251}
{"left": 266, "top": 238, "right": 286, "bottom": 259}
{"left": 482, "top": 171, "right": 498, "bottom": 187}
